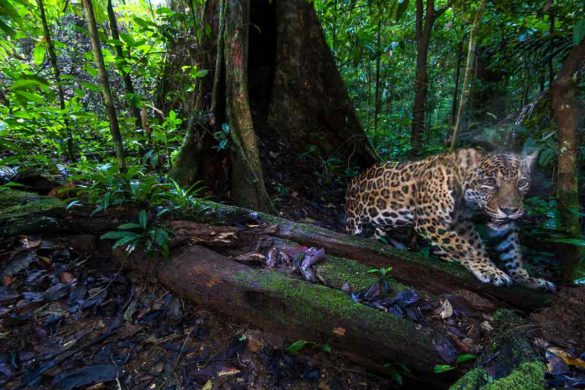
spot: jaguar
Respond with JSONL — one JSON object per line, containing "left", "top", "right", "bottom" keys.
{"left": 345, "top": 148, "right": 555, "bottom": 291}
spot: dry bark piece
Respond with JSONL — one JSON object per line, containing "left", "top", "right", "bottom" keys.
{"left": 170, "top": 221, "right": 239, "bottom": 247}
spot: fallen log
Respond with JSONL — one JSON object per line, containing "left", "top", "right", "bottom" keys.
{"left": 118, "top": 244, "right": 447, "bottom": 385}
{"left": 184, "top": 201, "right": 554, "bottom": 311}
{"left": 0, "top": 190, "right": 553, "bottom": 311}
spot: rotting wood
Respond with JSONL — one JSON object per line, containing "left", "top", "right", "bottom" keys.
{"left": 115, "top": 244, "right": 448, "bottom": 385}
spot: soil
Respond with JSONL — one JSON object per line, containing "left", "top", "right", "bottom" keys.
{"left": 531, "top": 286, "right": 585, "bottom": 349}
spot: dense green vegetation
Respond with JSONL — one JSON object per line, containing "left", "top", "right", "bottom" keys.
{"left": 0, "top": 0, "right": 583, "bottom": 282}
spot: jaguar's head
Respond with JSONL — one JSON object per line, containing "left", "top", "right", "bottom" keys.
{"left": 461, "top": 149, "right": 538, "bottom": 231}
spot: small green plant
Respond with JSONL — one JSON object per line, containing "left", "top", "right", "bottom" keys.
{"left": 101, "top": 209, "right": 171, "bottom": 258}
{"left": 367, "top": 266, "right": 393, "bottom": 291}
{"left": 286, "top": 340, "right": 332, "bottom": 354}
{"left": 164, "top": 178, "right": 207, "bottom": 211}
{"left": 0, "top": 182, "right": 23, "bottom": 192}
{"left": 212, "top": 123, "right": 231, "bottom": 151}
{"left": 433, "top": 353, "right": 477, "bottom": 374}
{"left": 383, "top": 362, "right": 412, "bottom": 386}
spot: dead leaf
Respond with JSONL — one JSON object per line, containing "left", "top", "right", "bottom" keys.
{"left": 262, "top": 224, "right": 278, "bottom": 234}
{"left": 2, "top": 275, "right": 13, "bottom": 287}
{"left": 333, "top": 327, "right": 346, "bottom": 337}
{"left": 246, "top": 335, "right": 264, "bottom": 353}
{"left": 548, "top": 347, "right": 585, "bottom": 369}
{"left": 59, "top": 272, "right": 75, "bottom": 284}
{"left": 218, "top": 367, "right": 240, "bottom": 377}
{"left": 480, "top": 321, "right": 493, "bottom": 332}
{"left": 437, "top": 299, "right": 453, "bottom": 319}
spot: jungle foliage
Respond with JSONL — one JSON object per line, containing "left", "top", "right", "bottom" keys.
{"left": 0, "top": 0, "right": 583, "bottom": 281}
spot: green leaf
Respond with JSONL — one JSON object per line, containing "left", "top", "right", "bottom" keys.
{"left": 286, "top": 340, "right": 308, "bottom": 353}
{"left": 153, "top": 228, "right": 170, "bottom": 247}
{"left": 14, "top": 91, "right": 45, "bottom": 105}
{"left": 390, "top": 369, "right": 403, "bottom": 385}
{"left": 322, "top": 343, "right": 332, "bottom": 353}
{"left": 549, "top": 238, "right": 585, "bottom": 247}
{"left": 118, "top": 223, "right": 143, "bottom": 230}
{"left": 574, "top": 19, "right": 585, "bottom": 46}
{"left": 80, "top": 81, "right": 100, "bottom": 92}
{"left": 456, "top": 354, "right": 476, "bottom": 364}
{"left": 33, "top": 44, "right": 46, "bottom": 65}
{"left": 138, "top": 209, "right": 148, "bottom": 229}
{"left": 195, "top": 69, "right": 209, "bottom": 78}
{"left": 112, "top": 235, "right": 140, "bottom": 249}
{"left": 434, "top": 364, "right": 455, "bottom": 374}
{"left": 101, "top": 230, "right": 139, "bottom": 240}
{"left": 11, "top": 78, "right": 48, "bottom": 90}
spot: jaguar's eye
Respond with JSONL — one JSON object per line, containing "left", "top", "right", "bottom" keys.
{"left": 518, "top": 178, "right": 529, "bottom": 189}
{"left": 481, "top": 178, "right": 496, "bottom": 187}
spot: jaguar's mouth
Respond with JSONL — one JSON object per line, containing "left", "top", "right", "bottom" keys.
{"left": 487, "top": 220, "right": 513, "bottom": 231}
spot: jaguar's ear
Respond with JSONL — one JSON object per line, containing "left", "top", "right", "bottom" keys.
{"left": 457, "top": 148, "right": 483, "bottom": 170}
{"left": 522, "top": 149, "right": 540, "bottom": 169}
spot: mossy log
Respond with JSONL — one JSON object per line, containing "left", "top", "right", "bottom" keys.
{"left": 187, "top": 201, "right": 553, "bottom": 311}
{"left": 0, "top": 190, "right": 552, "bottom": 311}
{"left": 116, "top": 244, "right": 447, "bottom": 385}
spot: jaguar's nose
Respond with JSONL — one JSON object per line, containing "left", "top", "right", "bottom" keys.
{"left": 500, "top": 207, "right": 521, "bottom": 217}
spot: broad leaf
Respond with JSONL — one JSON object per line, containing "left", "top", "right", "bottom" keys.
{"left": 286, "top": 340, "right": 308, "bottom": 353}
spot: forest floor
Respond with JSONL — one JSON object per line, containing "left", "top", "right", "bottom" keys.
{"left": 0, "top": 235, "right": 394, "bottom": 389}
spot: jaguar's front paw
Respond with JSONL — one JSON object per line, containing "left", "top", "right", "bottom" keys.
{"left": 517, "top": 277, "right": 556, "bottom": 292}
{"left": 471, "top": 267, "right": 513, "bottom": 287}
{"left": 490, "top": 270, "right": 513, "bottom": 287}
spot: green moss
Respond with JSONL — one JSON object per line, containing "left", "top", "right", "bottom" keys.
{"left": 316, "top": 255, "right": 410, "bottom": 292}
{"left": 2, "top": 197, "right": 63, "bottom": 217}
{"left": 0, "top": 190, "right": 65, "bottom": 236}
{"left": 236, "top": 268, "right": 426, "bottom": 342}
{"left": 450, "top": 362, "right": 545, "bottom": 390}
{"left": 0, "top": 189, "right": 44, "bottom": 209}
{"left": 482, "top": 362, "right": 546, "bottom": 390}
{"left": 450, "top": 368, "right": 490, "bottom": 390}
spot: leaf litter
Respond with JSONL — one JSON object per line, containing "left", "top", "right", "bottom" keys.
{"left": 0, "top": 235, "right": 393, "bottom": 389}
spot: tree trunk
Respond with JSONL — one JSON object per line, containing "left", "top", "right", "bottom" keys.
{"left": 450, "top": 38, "right": 464, "bottom": 126}
{"left": 223, "top": 0, "right": 275, "bottom": 213}
{"left": 37, "top": 0, "right": 73, "bottom": 160}
{"left": 170, "top": 0, "right": 378, "bottom": 210}
{"left": 450, "top": 1, "right": 485, "bottom": 150}
{"left": 551, "top": 38, "right": 585, "bottom": 283}
{"left": 373, "top": 1, "right": 382, "bottom": 134}
{"left": 409, "top": 0, "right": 451, "bottom": 157}
{"left": 82, "top": 0, "right": 127, "bottom": 174}
{"left": 107, "top": 0, "right": 142, "bottom": 132}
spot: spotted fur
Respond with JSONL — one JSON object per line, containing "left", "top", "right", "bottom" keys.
{"left": 345, "top": 148, "right": 555, "bottom": 291}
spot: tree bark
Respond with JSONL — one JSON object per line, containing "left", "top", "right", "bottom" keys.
{"left": 170, "top": 0, "right": 378, "bottom": 210}
{"left": 409, "top": 0, "right": 452, "bottom": 157}
{"left": 107, "top": 0, "right": 142, "bottom": 133}
{"left": 450, "top": 1, "right": 485, "bottom": 150}
{"left": 115, "top": 244, "right": 447, "bottom": 384}
{"left": 224, "top": 0, "right": 275, "bottom": 213}
{"left": 373, "top": 0, "right": 382, "bottom": 134}
{"left": 37, "top": 0, "right": 73, "bottom": 160}
{"left": 82, "top": 0, "right": 127, "bottom": 174}
{"left": 551, "top": 38, "right": 585, "bottom": 283}
{"left": 450, "top": 38, "right": 464, "bottom": 126}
